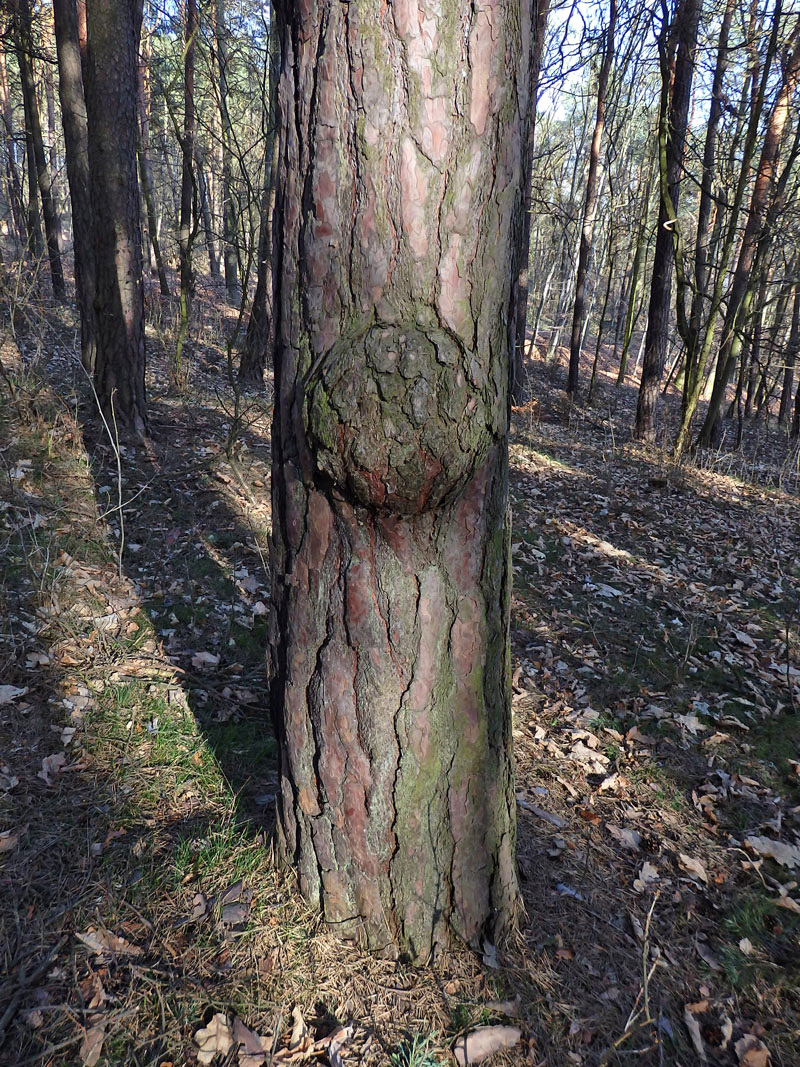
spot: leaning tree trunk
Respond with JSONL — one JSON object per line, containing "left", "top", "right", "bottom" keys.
{"left": 269, "top": 0, "right": 528, "bottom": 961}
{"left": 53, "top": 0, "right": 98, "bottom": 372}
{"left": 85, "top": 0, "right": 147, "bottom": 438}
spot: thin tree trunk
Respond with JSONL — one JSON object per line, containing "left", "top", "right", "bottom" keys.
{"left": 568, "top": 0, "right": 616, "bottom": 396}
{"left": 215, "top": 0, "right": 240, "bottom": 306}
{"left": 136, "top": 33, "right": 170, "bottom": 298}
{"left": 196, "top": 155, "right": 221, "bottom": 280}
{"left": 633, "top": 0, "right": 702, "bottom": 442}
{"left": 14, "top": 0, "right": 65, "bottom": 297}
{"left": 696, "top": 15, "right": 800, "bottom": 447}
{"left": 85, "top": 0, "right": 147, "bottom": 438}
{"left": 270, "top": 0, "right": 528, "bottom": 960}
{"left": 511, "top": 0, "right": 551, "bottom": 401}
{"left": 617, "top": 174, "right": 652, "bottom": 384}
{"left": 53, "top": 0, "right": 98, "bottom": 371}
{"left": 0, "top": 49, "right": 27, "bottom": 247}
{"left": 175, "top": 0, "right": 197, "bottom": 377}
{"left": 780, "top": 285, "right": 800, "bottom": 427}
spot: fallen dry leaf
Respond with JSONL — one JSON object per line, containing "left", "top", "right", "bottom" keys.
{"left": 76, "top": 927, "right": 142, "bottom": 958}
{"left": 744, "top": 836, "right": 800, "bottom": 869}
{"left": 37, "top": 752, "right": 67, "bottom": 784}
{"left": 633, "top": 860, "right": 660, "bottom": 892}
{"left": 233, "top": 1017, "right": 267, "bottom": 1067}
{"left": 607, "top": 824, "right": 642, "bottom": 851}
{"left": 79, "top": 1017, "right": 107, "bottom": 1067}
{"left": 195, "top": 1013, "right": 233, "bottom": 1066}
{"left": 0, "top": 830, "right": 18, "bottom": 853}
{"left": 453, "top": 1025, "right": 522, "bottom": 1065}
{"left": 679, "top": 853, "right": 709, "bottom": 884}
{"left": 288, "top": 1004, "right": 308, "bottom": 1051}
{"left": 0, "top": 684, "right": 28, "bottom": 705}
{"left": 327, "top": 1023, "right": 355, "bottom": 1067}
{"left": 191, "top": 651, "right": 220, "bottom": 669}
{"left": 735, "top": 1034, "right": 770, "bottom": 1066}
{"left": 739, "top": 937, "right": 754, "bottom": 956}
{"left": 683, "top": 1005, "right": 708, "bottom": 1064}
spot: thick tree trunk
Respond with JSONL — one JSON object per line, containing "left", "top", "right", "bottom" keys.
{"left": 215, "top": 0, "right": 240, "bottom": 306}
{"left": 14, "top": 0, "right": 65, "bottom": 297}
{"left": 269, "top": 0, "right": 528, "bottom": 961}
{"left": 567, "top": 0, "right": 616, "bottom": 396}
{"left": 85, "top": 0, "right": 147, "bottom": 438}
{"left": 53, "top": 0, "right": 98, "bottom": 372}
{"left": 633, "top": 0, "right": 701, "bottom": 442}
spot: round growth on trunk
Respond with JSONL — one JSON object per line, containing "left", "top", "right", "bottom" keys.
{"left": 305, "top": 323, "right": 494, "bottom": 515}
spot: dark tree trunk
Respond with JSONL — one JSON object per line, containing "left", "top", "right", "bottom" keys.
{"left": 510, "top": 0, "right": 551, "bottom": 402}
{"left": 13, "top": 0, "right": 65, "bottom": 297}
{"left": 0, "top": 49, "right": 27, "bottom": 247}
{"left": 779, "top": 285, "right": 800, "bottom": 427}
{"left": 53, "top": 0, "right": 98, "bottom": 371}
{"left": 269, "top": 0, "right": 528, "bottom": 961}
{"left": 696, "top": 15, "right": 800, "bottom": 448}
{"left": 239, "top": 4, "right": 279, "bottom": 388}
{"left": 85, "top": 0, "right": 147, "bottom": 438}
{"left": 633, "top": 0, "right": 701, "bottom": 442}
{"left": 215, "top": 0, "right": 240, "bottom": 306}
{"left": 175, "top": 0, "right": 197, "bottom": 376}
{"left": 137, "top": 32, "right": 170, "bottom": 297}
{"left": 567, "top": 0, "right": 616, "bottom": 396}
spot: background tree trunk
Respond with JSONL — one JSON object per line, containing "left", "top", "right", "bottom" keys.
{"left": 568, "top": 0, "right": 616, "bottom": 396}
{"left": 175, "top": 0, "right": 197, "bottom": 377}
{"left": 85, "top": 0, "right": 147, "bottom": 438}
{"left": 634, "top": 0, "right": 701, "bottom": 442}
{"left": 215, "top": 0, "right": 240, "bottom": 306}
{"left": 13, "top": 0, "right": 65, "bottom": 297}
{"left": 269, "top": 0, "right": 528, "bottom": 961}
{"left": 53, "top": 0, "right": 98, "bottom": 371}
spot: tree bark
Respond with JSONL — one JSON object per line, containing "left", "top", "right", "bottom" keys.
{"left": 269, "top": 0, "right": 528, "bottom": 961}
{"left": 53, "top": 0, "right": 98, "bottom": 372}
{"left": 85, "top": 0, "right": 147, "bottom": 438}
{"left": 567, "top": 0, "right": 616, "bottom": 396}
{"left": 633, "top": 0, "right": 701, "bottom": 442}
{"left": 13, "top": 0, "right": 65, "bottom": 297}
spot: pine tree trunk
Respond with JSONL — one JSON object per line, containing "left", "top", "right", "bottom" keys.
{"left": 137, "top": 31, "right": 170, "bottom": 297}
{"left": 215, "top": 0, "right": 240, "bottom": 306}
{"left": 269, "top": 0, "right": 528, "bottom": 961}
{"left": 53, "top": 0, "right": 98, "bottom": 371}
{"left": 568, "top": 0, "right": 616, "bottom": 396}
{"left": 633, "top": 0, "right": 701, "bottom": 442}
{"left": 175, "top": 0, "right": 197, "bottom": 377}
{"left": 779, "top": 285, "right": 800, "bottom": 427}
{"left": 85, "top": 0, "right": 147, "bottom": 438}
{"left": 511, "top": 0, "right": 551, "bottom": 402}
{"left": 239, "top": 3, "right": 279, "bottom": 389}
{"left": 14, "top": 0, "right": 65, "bottom": 298}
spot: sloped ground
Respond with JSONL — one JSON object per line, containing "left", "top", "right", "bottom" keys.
{"left": 1, "top": 296, "right": 798, "bottom": 1067}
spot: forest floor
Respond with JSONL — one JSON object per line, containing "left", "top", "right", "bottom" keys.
{"left": 1, "top": 286, "right": 799, "bottom": 1067}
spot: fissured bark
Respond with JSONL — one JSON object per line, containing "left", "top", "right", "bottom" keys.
{"left": 269, "top": 0, "right": 529, "bottom": 961}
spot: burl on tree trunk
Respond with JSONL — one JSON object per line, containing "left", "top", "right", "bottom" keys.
{"left": 268, "top": 0, "right": 530, "bottom": 961}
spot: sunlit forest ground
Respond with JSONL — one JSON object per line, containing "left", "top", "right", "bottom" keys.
{"left": 1, "top": 276, "right": 799, "bottom": 1066}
